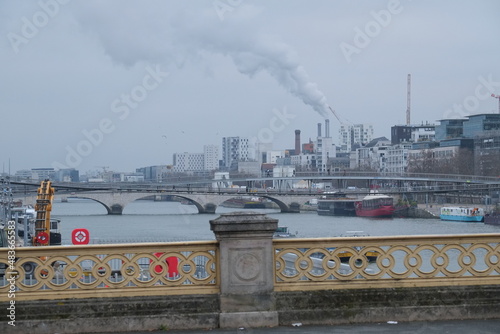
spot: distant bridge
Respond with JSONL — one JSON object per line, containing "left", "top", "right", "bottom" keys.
{"left": 18, "top": 190, "right": 319, "bottom": 215}
{"left": 16, "top": 185, "right": 499, "bottom": 215}
{"left": 10, "top": 172, "right": 500, "bottom": 214}
{"left": 10, "top": 171, "right": 500, "bottom": 192}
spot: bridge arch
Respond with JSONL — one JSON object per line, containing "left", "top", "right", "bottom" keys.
{"left": 62, "top": 193, "right": 237, "bottom": 215}
{"left": 69, "top": 195, "right": 123, "bottom": 215}
{"left": 169, "top": 195, "right": 218, "bottom": 214}
{"left": 41, "top": 191, "right": 329, "bottom": 215}
{"left": 65, "top": 192, "right": 162, "bottom": 215}
{"left": 259, "top": 196, "right": 290, "bottom": 212}
{"left": 65, "top": 193, "right": 316, "bottom": 214}
{"left": 259, "top": 195, "right": 313, "bottom": 213}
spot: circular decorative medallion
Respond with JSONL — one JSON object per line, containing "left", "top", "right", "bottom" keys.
{"left": 234, "top": 253, "right": 261, "bottom": 281}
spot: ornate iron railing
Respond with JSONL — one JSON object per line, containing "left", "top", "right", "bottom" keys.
{"left": 3, "top": 234, "right": 499, "bottom": 301}
{"left": 274, "top": 234, "right": 500, "bottom": 291}
{"left": 0, "top": 241, "right": 219, "bottom": 301}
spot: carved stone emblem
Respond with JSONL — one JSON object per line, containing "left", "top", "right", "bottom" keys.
{"left": 234, "top": 252, "right": 261, "bottom": 281}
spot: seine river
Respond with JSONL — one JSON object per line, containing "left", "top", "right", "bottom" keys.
{"left": 51, "top": 199, "right": 500, "bottom": 245}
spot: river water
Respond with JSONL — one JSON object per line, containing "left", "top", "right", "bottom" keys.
{"left": 51, "top": 199, "right": 500, "bottom": 245}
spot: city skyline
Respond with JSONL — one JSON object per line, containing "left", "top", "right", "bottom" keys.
{"left": 3, "top": 121, "right": 372, "bottom": 176}
{"left": 1, "top": 1, "right": 499, "bottom": 172}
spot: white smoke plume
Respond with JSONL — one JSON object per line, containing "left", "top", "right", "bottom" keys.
{"left": 71, "top": 1, "right": 330, "bottom": 118}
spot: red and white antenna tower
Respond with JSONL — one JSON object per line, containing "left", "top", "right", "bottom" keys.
{"left": 328, "top": 106, "right": 343, "bottom": 125}
{"left": 406, "top": 74, "right": 411, "bottom": 125}
{"left": 492, "top": 93, "right": 500, "bottom": 113}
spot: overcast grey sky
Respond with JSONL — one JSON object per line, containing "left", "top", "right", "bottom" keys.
{"left": 1, "top": 0, "right": 499, "bottom": 174}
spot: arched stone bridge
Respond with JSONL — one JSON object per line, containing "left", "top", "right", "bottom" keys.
{"left": 23, "top": 191, "right": 322, "bottom": 215}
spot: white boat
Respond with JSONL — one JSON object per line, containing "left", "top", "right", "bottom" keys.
{"left": 273, "top": 226, "right": 296, "bottom": 238}
{"left": 440, "top": 207, "right": 484, "bottom": 222}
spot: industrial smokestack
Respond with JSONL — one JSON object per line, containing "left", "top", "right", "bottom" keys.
{"left": 317, "top": 123, "right": 322, "bottom": 137}
{"left": 325, "top": 119, "right": 330, "bottom": 138}
{"left": 295, "top": 130, "right": 301, "bottom": 155}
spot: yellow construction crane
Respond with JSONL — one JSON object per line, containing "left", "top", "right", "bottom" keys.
{"left": 33, "top": 180, "right": 55, "bottom": 246}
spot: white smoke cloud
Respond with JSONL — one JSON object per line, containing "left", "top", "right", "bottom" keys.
{"left": 71, "top": 1, "right": 330, "bottom": 118}
{"left": 229, "top": 42, "right": 330, "bottom": 119}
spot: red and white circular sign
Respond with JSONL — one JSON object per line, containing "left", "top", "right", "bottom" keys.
{"left": 36, "top": 232, "right": 49, "bottom": 244}
{"left": 72, "top": 228, "right": 90, "bottom": 245}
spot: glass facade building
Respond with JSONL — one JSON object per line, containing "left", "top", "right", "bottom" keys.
{"left": 435, "top": 119, "right": 465, "bottom": 141}
{"left": 463, "top": 114, "right": 500, "bottom": 138}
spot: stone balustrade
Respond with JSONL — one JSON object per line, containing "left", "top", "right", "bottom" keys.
{"left": 1, "top": 212, "right": 500, "bottom": 333}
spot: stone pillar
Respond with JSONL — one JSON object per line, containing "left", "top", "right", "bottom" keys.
{"left": 107, "top": 204, "right": 123, "bottom": 215}
{"left": 210, "top": 212, "right": 279, "bottom": 329}
{"left": 199, "top": 203, "right": 217, "bottom": 214}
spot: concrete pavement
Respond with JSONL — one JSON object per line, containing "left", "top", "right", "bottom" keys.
{"left": 98, "top": 319, "right": 500, "bottom": 334}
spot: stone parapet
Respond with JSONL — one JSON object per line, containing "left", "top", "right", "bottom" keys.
{"left": 276, "top": 285, "right": 500, "bottom": 325}
{"left": 1, "top": 295, "right": 219, "bottom": 334}
{"left": 210, "top": 211, "right": 279, "bottom": 328}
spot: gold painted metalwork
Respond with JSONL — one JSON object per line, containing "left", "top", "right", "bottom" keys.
{"left": 3, "top": 234, "right": 499, "bottom": 301}
{"left": 0, "top": 241, "right": 218, "bottom": 301}
{"left": 274, "top": 234, "right": 500, "bottom": 291}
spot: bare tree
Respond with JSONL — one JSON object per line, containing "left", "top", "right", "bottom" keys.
{"left": 408, "top": 148, "right": 476, "bottom": 176}
{"left": 407, "top": 150, "right": 435, "bottom": 173}
{"left": 454, "top": 148, "right": 475, "bottom": 175}
{"left": 476, "top": 150, "right": 500, "bottom": 176}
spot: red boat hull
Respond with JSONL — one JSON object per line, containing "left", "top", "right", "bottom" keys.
{"left": 355, "top": 205, "right": 395, "bottom": 218}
